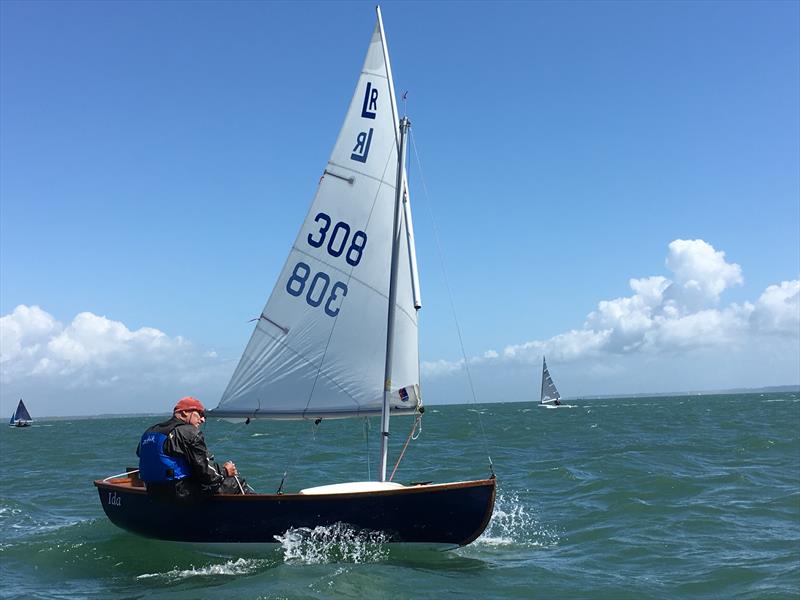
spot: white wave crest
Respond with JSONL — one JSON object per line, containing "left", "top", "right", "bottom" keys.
{"left": 476, "top": 491, "right": 560, "bottom": 548}
{"left": 275, "top": 522, "right": 389, "bottom": 564}
{"left": 136, "top": 557, "right": 267, "bottom": 580}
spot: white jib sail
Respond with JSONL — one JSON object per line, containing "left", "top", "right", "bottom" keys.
{"left": 215, "top": 19, "right": 420, "bottom": 420}
{"left": 540, "top": 357, "right": 561, "bottom": 404}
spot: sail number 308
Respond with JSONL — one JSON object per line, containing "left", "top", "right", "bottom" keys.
{"left": 285, "top": 212, "right": 367, "bottom": 317}
{"left": 307, "top": 213, "right": 367, "bottom": 266}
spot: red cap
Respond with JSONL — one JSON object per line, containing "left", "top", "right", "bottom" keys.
{"left": 173, "top": 396, "right": 206, "bottom": 414}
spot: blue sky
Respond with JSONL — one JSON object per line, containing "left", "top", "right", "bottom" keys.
{"left": 1, "top": 1, "right": 798, "bottom": 417}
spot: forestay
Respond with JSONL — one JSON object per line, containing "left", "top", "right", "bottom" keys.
{"left": 214, "top": 19, "right": 420, "bottom": 420}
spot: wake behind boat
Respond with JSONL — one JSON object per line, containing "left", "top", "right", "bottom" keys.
{"left": 9, "top": 398, "right": 33, "bottom": 427}
{"left": 95, "top": 7, "right": 495, "bottom": 546}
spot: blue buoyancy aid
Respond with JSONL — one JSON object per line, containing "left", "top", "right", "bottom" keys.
{"left": 138, "top": 431, "right": 191, "bottom": 483}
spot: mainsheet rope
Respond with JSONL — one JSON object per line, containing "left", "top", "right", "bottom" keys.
{"left": 194, "top": 418, "right": 257, "bottom": 493}
{"left": 205, "top": 414, "right": 317, "bottom": 494}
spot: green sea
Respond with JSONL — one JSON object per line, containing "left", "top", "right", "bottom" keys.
{"left": 1, "top": 393, "right": 798, "bottom": 599}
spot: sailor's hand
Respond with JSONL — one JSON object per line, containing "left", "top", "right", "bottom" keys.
{"left": 223, "top": 461, "right": 237, "bottom": 477}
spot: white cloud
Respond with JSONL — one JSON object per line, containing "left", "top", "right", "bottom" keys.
{"left": 750, "top": 280, "right": 800, "bottom": 336}
{"left": 641, "top": 305, "right": 750, "bottom": 352}
{"left": 501, "top": 329, "right": 611, "bottom": 364}
{"left": 0, "top": 306, "right": 226, "bottom": 390}
{"left": 0, "top": 305, "right": 61, "bottom": 368}
{"left": 44, "top": 311, "right": 183, "bottom": 374}
{"left": 3, "top": 239, "right": 796, "bottom": 414}
{"left": 664, "top": 239, "right": 743, "bottom": 310}
{"left": 585, "top": 276, "right": 669, "bottom": 353}
{"left": 424, "top": 239, "right": 798, "bottom": 379}
{"left": 421, "top": 358, "right": 465, "bottom": 377}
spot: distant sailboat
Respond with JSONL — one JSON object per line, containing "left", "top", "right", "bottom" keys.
{"left": 539, "top": 357, "right": 562, "bottom": 407}
{"left": 9, "top": 398, "right": 33, "bottom": 427}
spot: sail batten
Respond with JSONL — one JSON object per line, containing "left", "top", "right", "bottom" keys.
{"left": 325, "top": 161, "right": 398, "bottom": 186}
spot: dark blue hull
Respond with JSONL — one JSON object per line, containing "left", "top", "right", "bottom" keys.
{"left": 95, "top": 476, "right": 495, "bottom": 546}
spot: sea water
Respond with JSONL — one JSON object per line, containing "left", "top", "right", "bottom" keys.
{"left": 0, "top": 393, "right": 798, "bottom": 599}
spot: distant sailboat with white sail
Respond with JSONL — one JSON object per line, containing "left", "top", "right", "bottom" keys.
{"left": 539, "top": 356, "right": 562, "bottom": 407}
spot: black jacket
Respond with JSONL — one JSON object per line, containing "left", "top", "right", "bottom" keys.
{"left": 136, "top": 417, "right": 225, "bottom": 500}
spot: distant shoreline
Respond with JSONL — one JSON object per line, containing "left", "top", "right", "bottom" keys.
{"left": 572, "top": 384, "right": 800, "bottom": 401}
{"left": 20, "top": 385, "right": 800, "bottom": 420}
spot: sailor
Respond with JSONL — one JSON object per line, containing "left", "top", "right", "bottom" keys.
{"left": 137, "top": 396, "right": 245, "bottom": 501}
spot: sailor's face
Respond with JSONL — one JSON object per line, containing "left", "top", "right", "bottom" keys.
{"left": 188, "top": 410, "right": 205, "bottom": 428}
{"left": 180, "top": 409, "right": 205, "bottom": 428}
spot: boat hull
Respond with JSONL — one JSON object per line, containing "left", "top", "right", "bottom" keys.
{"left": 94, "top": 476, "right": 495, "bottom": 546}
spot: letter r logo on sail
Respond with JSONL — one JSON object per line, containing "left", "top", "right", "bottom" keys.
{"left": 361, "top": 82, "right": 378, "bottom": 119}
{"left": 351, "top": 128, "right": 373, "bottom": 163}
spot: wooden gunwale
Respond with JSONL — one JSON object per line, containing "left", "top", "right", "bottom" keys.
{"left": 94, "top": 476, "right": 496, "bottom": 501}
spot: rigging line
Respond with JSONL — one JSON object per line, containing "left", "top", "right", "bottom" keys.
{"left": 364, "top": 417, "right": 371, "bottom": 480}
{"left": 277, "top": 418, "right": 322, "bottom": 494}
{"left": 389, "top": 412, "right": 421, "bottom": 481}
{"left": 205, "top": 413, "right": 251, "bottom": 446}
{"left": 409, "top": 130, "right": 495, "bottom": 477}
{"left": 191, "top": 418, "right": 250, "bottom": 494}
{"left": 204, "top": 413, "right": 262, "bottom": 492}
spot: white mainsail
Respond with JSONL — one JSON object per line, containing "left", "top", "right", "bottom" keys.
{"left": 540, "top": 356, "right": 561, "bottom": 405}
{"left": 215, "top": 16, "right": 420, "bottom": 420}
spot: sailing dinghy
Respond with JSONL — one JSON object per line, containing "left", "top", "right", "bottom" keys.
{"left": 9, "top": 398, "right": 33, "bottom": 427}
{"left": 539, "top": 356, "right": 562, "bottom": 407}
{"left": 95, "top": 8, "right": 495, "bottom": 546}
